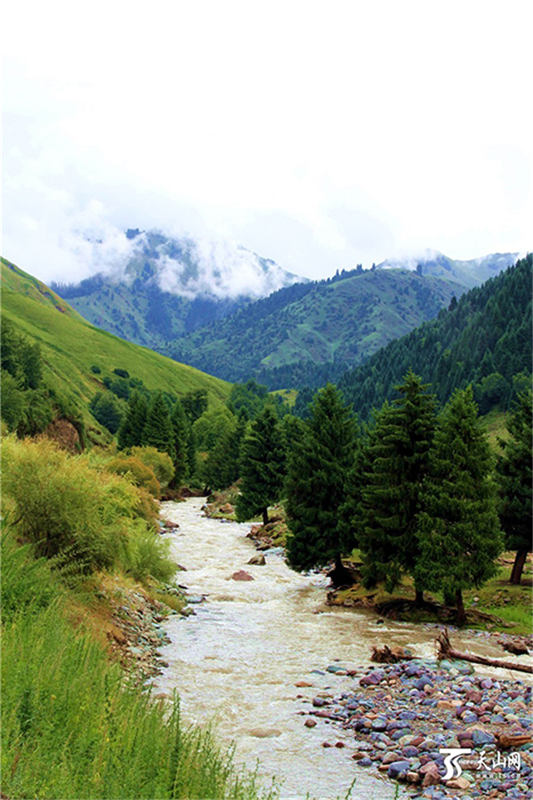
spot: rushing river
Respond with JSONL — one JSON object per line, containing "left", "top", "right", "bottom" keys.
{"left": 153, "top": 498, "right": 517, "bottom": 800}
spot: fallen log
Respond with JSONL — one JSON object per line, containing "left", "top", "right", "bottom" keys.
{"left": 436, "top": 628, "right": 533, "bottom": 674}
{"left": 371, "top": 645, "right": 415, "bottom": 663}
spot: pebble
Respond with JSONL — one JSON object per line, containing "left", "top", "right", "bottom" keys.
{"left": 303, "top": 656, "right": 532, "bottom": 799}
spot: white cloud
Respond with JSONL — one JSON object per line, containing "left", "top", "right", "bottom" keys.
{"left": 2, "top": 0, "right": 532, "bottom": 282}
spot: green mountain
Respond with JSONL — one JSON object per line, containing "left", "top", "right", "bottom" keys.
{"left": 168, "top": 267, "right": 465, "bottom": 386}
{"left": 51, "top": 229, "right": 303, "bottom": 350}
{"left": 1, "top": 258, "right": 230, "bottom": 441}
{"left": 336, "top": 255, "right": 532, "bottom": 420}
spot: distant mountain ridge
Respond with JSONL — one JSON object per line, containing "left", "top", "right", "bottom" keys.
{"left": 50, "top": 236, "right": 523, "bottom": 390}
{"left": 52, "top": 229, "right": 304, "bottom": 349}
{"left": 376, "top": 250, "right": 519, "bottom": 288}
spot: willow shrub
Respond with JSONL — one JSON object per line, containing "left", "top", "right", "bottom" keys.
{"left": 1, "top": 437, "right": 174, "bottom": 582}
{"left": 105, "top": 453, "right": 161, "bottom": 498}
{"left": 132, "top": 445, "right": 175, "bottom": 489}
{"left": 1, "top": 533, "right": 273, "bottom": 800}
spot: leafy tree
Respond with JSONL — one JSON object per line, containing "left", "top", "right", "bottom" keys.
{"left": 286, "top": 384, "right": 357, "bottom": 572}
{"left": 89, "top": 392, "right": 123, "bottom": 434}
{"left": 170, "top": 399, "right": 190, "bottom": 487}
{"left": 497, "top": 390, "right": 532, "bottom": 584}
{"left": 236, "top": 406, "right": 285, "bottom": 525}
{"left": 142, "top": 392, "right": 174, "bottom": 456}
{"left": 358, "top": 370, "right": 436, "bottom": 602}
{"left": 118, "top": 391, "right": 148, "bottom": 449}
{"left": 416, "top": 386, "right": 503, "bottom": 623}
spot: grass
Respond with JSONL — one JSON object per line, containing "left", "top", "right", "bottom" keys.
{"left": 0, "top": 528, "right": 275, "bottom": 800}
{"left": 1, "top": 260, "right": 231, "bottom": 433}
{"left": 480, "top": 408, "right": 510, "bottom": 452}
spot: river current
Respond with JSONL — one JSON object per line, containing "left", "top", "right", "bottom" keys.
{"left": 153, "top": 498, "right": 515, "bottom": 800}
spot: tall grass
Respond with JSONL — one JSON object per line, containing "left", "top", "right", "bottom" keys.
{"left": 1, "top": 532, "right": 274, "bottom": 800}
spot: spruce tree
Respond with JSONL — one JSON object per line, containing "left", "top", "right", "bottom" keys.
{"left": 118, "top": 391, "right": 148, "bottom": 450}
{"left": 416, "top": 386, "right": 503, "bottom": 624}
{"left": 170, "top": 399, "right": 190, "bottom": 487}
{"left": 142, "top": 392, "right": 174, "bottom": 456}
{"left": 497, "top": 390, "right": 532, "bottom": 584}
{"left": 358, "top": 370, "right": 436, "bottom": 602}
{"left": 286, "top": 384, "right": 357, "bottom": 572}
{"left": 236, "top": 406, "right": 285, "bottom": 525}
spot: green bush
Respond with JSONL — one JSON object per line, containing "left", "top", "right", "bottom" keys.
{"left": 90, "top": 364, "right": 102, "bottom": 374}
{"left": 120, "top": 524, "right": 176, "bottom": 583}
{"left": 2, "top": 438, "right": 133, "bottom": 569}
{"left": 105, "top": 454, "right": 161, "bottom": 499}
{"left": 131, "top": 445, "right": 174, "bottom": 489}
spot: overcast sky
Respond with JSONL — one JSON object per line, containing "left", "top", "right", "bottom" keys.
{"left": 3, "top": 0, "right": 532, "bottom": 283}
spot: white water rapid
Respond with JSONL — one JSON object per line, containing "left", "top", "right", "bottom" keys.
{"left": 153, "top": 498, "right": 513, "bottom": 800}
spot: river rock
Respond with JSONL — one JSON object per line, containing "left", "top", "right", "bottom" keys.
{"left": 445, "top": 776, "right": 470, "bottom": 790}
{"left": 304, "top": 719, "right": 317, "bottom": 728}
{"left": 387, "top": 760, "right": 411, "bottom": 779}
{"left": 230, "top": 570, "right": 254, "bottom": 581}
{"left": 248, "top": 554, "right": 266, "bottom": 565}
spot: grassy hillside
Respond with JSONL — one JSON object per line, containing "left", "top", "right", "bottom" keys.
{"left": 1, "top": 259, "right": 231, "bottom": 433}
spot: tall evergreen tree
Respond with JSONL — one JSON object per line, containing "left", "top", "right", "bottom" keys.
{"left": 358, "top": 370, "right": 436, "bottom": 602}
{"left": 236, "top": 406, "right": 285, "bottom": 525}
{"left": 170, "top": 398, "right": 190, "bottom": 487}
{"left": 142, "top": 392, "right": 173, "bottom": 456}
{"left": 286, "top": 384, "right": 357, "bottom": 572}
{"left": 497, "top": 389, "right": 532, "bottom": 584}
{"left": 118, "top": 391, "right": 148, "bottom": 450}
{"left": 416, "top": 386, "right": 503, "bottom": 624}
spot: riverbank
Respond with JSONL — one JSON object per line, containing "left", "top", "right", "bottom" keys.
{"left": 204, "top": 489, "right": 532, "bottom": 637}
{"left": 153, "top": 498, "right": 532, "bottom": 799}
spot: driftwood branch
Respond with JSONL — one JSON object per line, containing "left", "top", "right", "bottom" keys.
{"left": 436, "top": 629, "right": 533, "bottom": 674}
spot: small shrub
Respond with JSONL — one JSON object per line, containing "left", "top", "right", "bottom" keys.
{"left": 105, "top": 455, "right": 161, "bottom": 499}
{"left": 90, "top": 365, "right": 101, "bottom": 374}
{"left": 120, "top": 525, "right": 175, "bottom": 583}
{"left": 134, "top": 486, "right": 160, "bottom": 530}
{"left": 1, "top": 438, "right": 136, "bottom": 570}
{"left": 113, "top": 368, "right": 130, "bottom": 379}
{"left": 131, "top": 446, "right": 174, "bottom": 489}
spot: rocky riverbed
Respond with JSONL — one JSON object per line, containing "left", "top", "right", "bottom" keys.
{"left": 304, "top": 657, "right": 532, "bottom": 799}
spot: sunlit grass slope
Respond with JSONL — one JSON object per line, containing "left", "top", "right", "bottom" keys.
{"left": 1, "top": 259, "right": 231, "bottom": 427}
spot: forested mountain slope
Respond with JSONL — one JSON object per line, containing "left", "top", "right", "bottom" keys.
{"left": 168, "top": 268, "right": 465, "bottom": 386}
{"left": 336, "top": 255, "right": 532, "bottom": 419}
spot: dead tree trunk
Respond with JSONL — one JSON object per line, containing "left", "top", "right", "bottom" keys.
{"left": 455, "top": 589, "right": 466, "bottom": 625}
{"left": 262, "top": 507, "right": 269, "bottom": 527}
{"left": 437, "top": 628, "right": 533, "bottom": 674}
{"left": 510, "top": 548, "right": 528, "bottom": 585}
